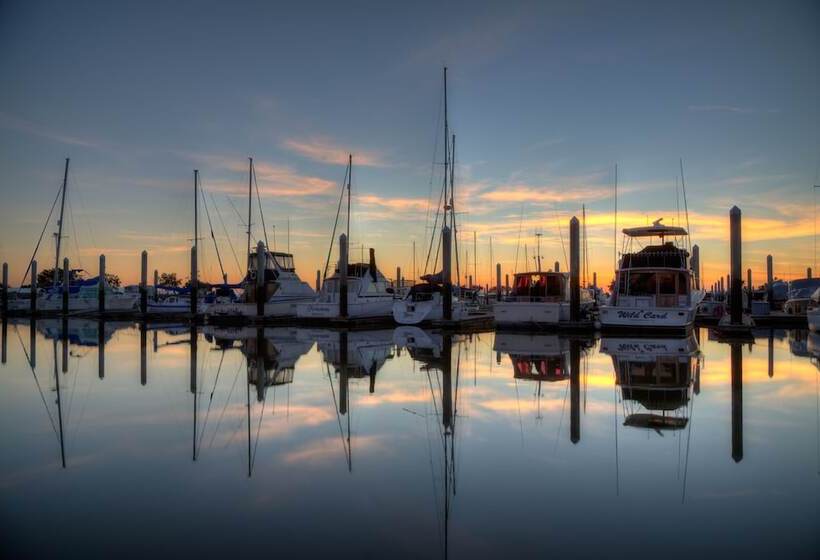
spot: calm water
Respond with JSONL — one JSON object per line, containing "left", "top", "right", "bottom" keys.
{"left": 0, "top": 320, "right": 817, "bottom": 559}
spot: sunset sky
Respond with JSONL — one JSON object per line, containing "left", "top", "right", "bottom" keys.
{"left": 0, "top": 0, "right": 817, "bottom": 288}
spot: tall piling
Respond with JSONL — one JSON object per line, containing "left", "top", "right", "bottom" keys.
{"left": 315, "top": 270, "right": 321, "bottom": 292}
{"left": 495, "top": 263, "right": 501, "bottom": 302}
{"left": 153, "top": 270, "right": 158, "bottom": 302}
{"left": 730, "top": 207, "right": 742, "bottom": 324}
{"left": 569, "top": 217, "right": 580, "bottom": 322}
{"left": 766, "top": 255, "right": 774, "bottom": 306}
{"left": 190, "top": 247, "right": 198, "bottom": 315}
{"left": 62, "top": 258, "right": 69, "bottom": 315}
{"left": 256, "top": 241, "right": 265, "bottom": 317}
{"left": 140, "top": 322, "right": 147, "bottom": 386}
{"left": 339, "top": 234, "right": 348, "bottom": 318}
{"left": 505, "top": 273, "right": 509, "bottom": 296}
{"left": 140, "top": 250, "right": 148, "bottom": 314}
{"left": 746, "top": 268, "right": 753, "bottom": 313}
{"left": 442, "top": 226, "right": 452, "bottom": 321}
{"left": 731, "top": 342, "right": 743, "bottom": 462}
{"left": 570, "top": 339, "right": 580, "bottom": 444}
{"left": 691, "top": 244, "right": 700, "bottom": 290}
{"left": 554, "top": 261, "right": 560, "bottom": 273}
{"left": 396, "top": 267, "right": 401, "bottom": 292}
{"left": 98, "top": 255, "right": 106, "bottom": 313}
{"left": 808, "top": 268, "right": 813, "bottom": 279}
{"left": 593, "top": 272, "right": 597, "bottom": 290}
{"left": 1, "top": 262, "right": 8, "bottom": 316}
{"left": 30, "top": 261, "right": 37, "bottom": 315}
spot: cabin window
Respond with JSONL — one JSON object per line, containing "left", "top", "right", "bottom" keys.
{"left": 678, "top": 272, "right": 689, "bottom": 295}
{"left": 273, "top": 254, "right": 294, "bottom": 270}
{"left": 658, "top": 272, "right": 676, "bottom": 295}
{"left": 626, "top": 272, "right": 656, "bottom": 296}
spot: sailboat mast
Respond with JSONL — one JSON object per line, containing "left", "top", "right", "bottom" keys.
{"left": 443, "top": 67, "right": 449, "bottom": 229}
{"left": 53, "top": 158, "right": 69, "bottom": 287}
{"left": 347, "top": 154, "right": 352, "bottom": 243}
{"left": 246, "top": 157, "right": 253, "bottom": 273}
{"left": 194, "top": 169, "right": 199, "bottom": 276}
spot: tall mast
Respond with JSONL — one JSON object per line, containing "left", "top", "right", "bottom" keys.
{"left": 246, "top": 157, "right": 253, "bottom": 274}
{"left": 194, "top": 169, "right": 199, "bottom": 277}
{"left": 451, "top": 133, "right": 460, "bottom": 287}
{"left": 53, "top": 157, "right": 70, "bottom": 287}
{"left": 443, "top": 67, "right": 449, "bottom": 229}
{"left": 347, "top": 154, "right": 352, "bottom": 244}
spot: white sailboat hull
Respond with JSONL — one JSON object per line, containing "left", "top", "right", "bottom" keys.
{"left": 37, "top": 294, "right": 138, "bottom": 312}
{"left": 296, "top": 298, "right": 394, "bottom": 319}
{"left": 392, "top": 298, "right": 468, "bottom": 325}
{"left": 493, "top": 301, "right": 567, "bottom": 326}
{"left": 208, "top": 296, "right": 315, "bottom": 318}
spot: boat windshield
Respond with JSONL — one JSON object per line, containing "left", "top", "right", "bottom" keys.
{"left": 272, "top": 253, "right": 295, "bottom": 271}
{"left": 618, "top": 271, "right": 689, "bottom": 297}
{"left": 512, "top": 273, "right": 564, "bottom": 299}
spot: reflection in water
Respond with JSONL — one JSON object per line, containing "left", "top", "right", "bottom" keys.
{"left": 0, "top": 319, "right": 818, "bottom": 558}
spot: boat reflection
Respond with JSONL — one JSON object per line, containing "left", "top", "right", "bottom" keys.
{"left": 601, "top": 334, "right": 700, "bottom": 432}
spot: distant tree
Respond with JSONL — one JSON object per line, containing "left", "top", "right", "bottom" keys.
{"left": 159, "top": 272, "right": 180, "bottom": 287}
{"left": 104, "top": 273, "right": 121, "bottom": 288}
{"left": 37, "top": 267, "right": 84, "bottom": 286}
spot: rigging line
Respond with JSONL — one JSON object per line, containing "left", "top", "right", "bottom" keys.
{"left": 211, "top": 192, "right": 243, "bottom": 278}
{"left": 613, "top": 164, "right": 618, "bottom": 274}
{"left": 14, "top": 325, "right": 60, "bottom": 441}
{"left": 424, "top": 180, "right": 446, "bottom": 276}
{"left": 199, "top": 182, "right": 226, "bottom": 282}
{"left": 423, "top": 82, "right": 445, "bottom": 251}
{"left": 325, "top": 363, "right": 350, "bottom": 466}
{"left": 198, "top": 350, "right": 225, "bottom": 451}
{"left": 251, "top": 161, "right": 271, "bottom": 251}
{"left": 209, "top": 358, "right": 244, "bottom": 449}
{"left": 555, "top": 213, "right": 569, "bottom": 272}
{"left": 613, "top": 370, "right": 620, "bottom": 497}
{"left": 679, "top": 158, "right": 692, "bottom": 250}
{"left": 681, "top": 382, "right": 696, "bottom": 504}
{"left": 67, "top": 195, "right": 83, "bottom": 272}
{"left": 250, "top": 384, "right": 268, "bottom": 470}
{"left": 20, "top": 183, "right": 63, "bottom": 285}
{"left": 675, "top": 176, "right": 681, "bottom": 227}
{"left": 323, "top": 163, "right": 351, "bottom": 281}
{"left": 513, "top": 204, "right": 524, "bottom": 275}
{"left": 226, "top": 195, "right": 247, "bottom": 228}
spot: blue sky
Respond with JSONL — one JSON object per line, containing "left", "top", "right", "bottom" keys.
{"left": 0, "top": 0, "right": 817, "bottom": 285}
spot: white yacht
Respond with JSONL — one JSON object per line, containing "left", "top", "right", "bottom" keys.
{"left": 296, "top": 258, "right": 394, "bottom": 320}
{"left": 207, "top": 248, "right": 315, "bottom": 318}
{"left": 392, "top": 282, "right": 471, "bottom": 325}
{"left": 599, "top": 220, "right": 704, "bottom": 331}
{"left": 38, "top": 276, "right": 138, "bottom": 313}
{"left": 807, "top": 288, "right": 820, "bottom": 332}
{"left": 783, "top": 278, "right": 820, "bottom": 315}
{"left": 493, "top": 271, "right": 592, "bottom": 328}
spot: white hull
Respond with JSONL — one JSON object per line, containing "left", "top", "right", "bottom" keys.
{"left": 808, "top": 308, "right": 820, "bottom": 332}
{"left": 296, "top": 298, "right": 394, "bottom": 319}
{"left": 37, "top": 294, "right": 138, "bottom": 312}
{"left": 208, "top": 296, "right": 315, "bottom": 318}
{"left": 493, "top": 301, "right": 566, "bottom": 326}
{"left": 599, "top": 304, "right": 696, "bottom": 330}
{"left": 600, "top": 335, "right": 699, "bottom": 357}
{"left": 392, "top": 298, "right": 468, "bottom": 325}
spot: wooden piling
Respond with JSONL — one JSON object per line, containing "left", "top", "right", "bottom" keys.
{"left": 1, "top": 262, "right": 7, "bottom": 316}
{"left": 691, "top": 244, "right": 700, "bottom": 290}
{"left": 495, "top": 263, "right": 501, "bottom": 302}
{"left": 30, "top": 260, "right": 37, "bottom": 315}
{"left": 505, "top": 273, "right": 509, "bottom": 295}
{"left": 315, "top": 270, "right": 321, "bottom": 292}
{"left": 554, "top": 261, "right": 560, "bottom": 273}
{"left": 808, "top": 267, "right": 813, "bottom": 279}
{"left": 766, "top": 255, "right": 773, "bottom": 305}
{"left": 153, "top": 269, "right": 158, "bottom": 302}
{"left": 746, "top": 268, "right": 752, "bottom": 313}
{"left": 140, "top": 251, "right": 148, "bottom": 314}
{"left": 569, "top": 217, "right": 580, "bottom": 322}
{"left": 570, "top": 339, "right": 580, "bottom": 444}
{"left": 256, "top": 241, "right": 265, "bottom": 317}
{"left": 730, "top": 207, "right": 742, "bottom": 325}
{"left": 98, "top": 255, "right": 106, "bottom": 313}
{"left": 442, "top": 226, "right": 452, "bottom": 320}
{"left": 98, "top": 320, "right": 104, "bottom": 379}
{"left": 339, "top": 234, "right": 348, "bottom": 318}
{"left": 62, "top": 258, "right": 69, "bottom": 315}
{"left": 396, "top": 267, "right": 401, "bottom": 292}
{"left": 731, "top": 342, "right": 743, "bottom": 462}
{"left": 593, "top": 271, "right": 597, "bottom": 290}
{"left": 190, "top": 246, "right": 198, "bottom": 315}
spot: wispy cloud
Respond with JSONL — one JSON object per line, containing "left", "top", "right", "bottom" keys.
{"left": 281, "top": 137, "right": 387, "bottom": 167}
{"left": 0, "top": 112, "right": 101, "bottom": 148}
{"left": 688, "top": 105, "right": 780, "bottom": 114}
{"left": 478, "top": 184, "right": 614, "bottom": 204}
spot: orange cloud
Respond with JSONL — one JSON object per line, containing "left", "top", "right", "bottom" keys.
{"left": 282, "top": 137, "right": 386, "bottom": 167}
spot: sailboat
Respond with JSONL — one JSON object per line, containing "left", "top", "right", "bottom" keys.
{"left": 599, "top": 219, "right": 704, "bottom": 331}
{"left": 206, "top": 158, "right": 315, "bottom": 319}
{"left": 393, "top": 67, "right": 471, "bottom": 325}
{"left": 296, "top": 156, "right": 396, "bottom": 320}
{"left": 33, "top": 159, "right": 138, "bottom": 313}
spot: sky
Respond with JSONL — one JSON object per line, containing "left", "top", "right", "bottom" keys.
{"left": 0, "top": 0, "right": 818, "bottom": 288}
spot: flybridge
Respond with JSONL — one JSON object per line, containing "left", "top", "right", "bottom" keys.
{"left": 623, "top": 221, "right": 688, "bottom": 239}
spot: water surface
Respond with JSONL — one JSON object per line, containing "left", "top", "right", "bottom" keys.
{"left": 0, "top": 320, "right": 817, "bottom": 559}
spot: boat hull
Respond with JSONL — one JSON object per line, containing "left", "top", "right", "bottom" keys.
{"left": 493, "top": 301, "right": 566, "bottom": 326}
{"left": 599, "top": 304, "right": 696, "bottom": 331}
{"left": 37, "top": 294, "right": 138, "bottom": 313}
{"left": 296, "top": 299, "right": 394, "bottom": 319}
{"left": 808, "top": 308, "right": 820, "bottom": 332}
{"left": 208, "top": 297, "right": 314, "bottom": 318}
{"left": 392, "top": 299, "right": 467, "bottom": 325}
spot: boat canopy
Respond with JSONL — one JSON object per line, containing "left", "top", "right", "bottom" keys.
{"left": 623, "top": 219, "right": 687, "bottom": 239}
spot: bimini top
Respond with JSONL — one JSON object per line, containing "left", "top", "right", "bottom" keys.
{"left": 623, "top": 219, "right": 687, "bottom": 238}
